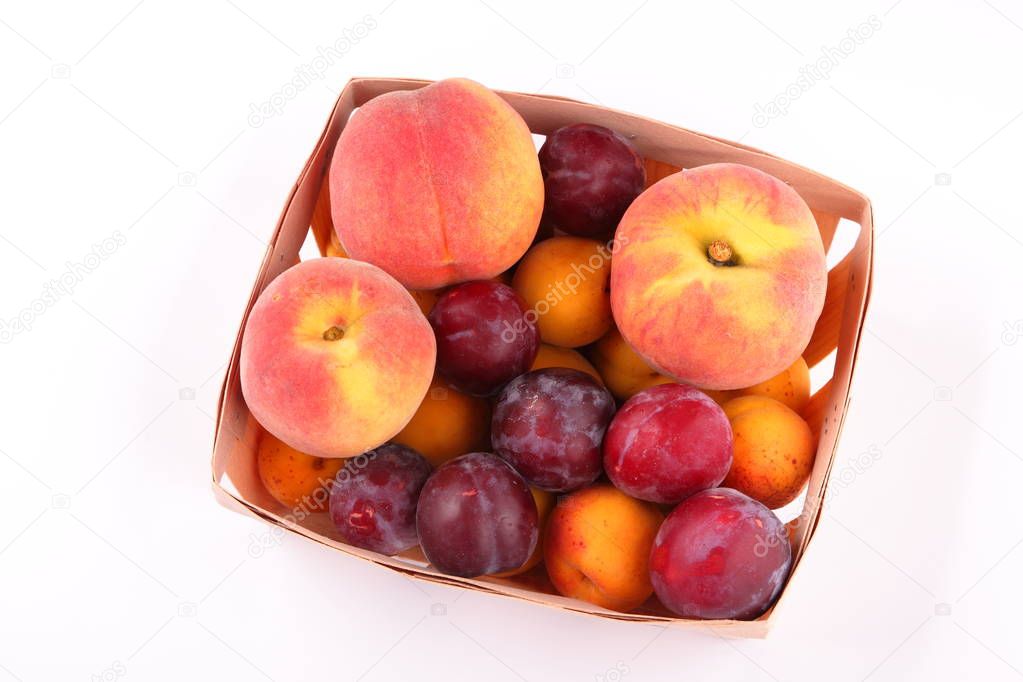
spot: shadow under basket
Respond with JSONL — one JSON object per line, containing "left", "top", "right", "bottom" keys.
{"left": 210, "top": 77, "right": 874, "bottom": 639}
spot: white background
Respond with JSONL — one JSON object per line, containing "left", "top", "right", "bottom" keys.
{"left": 1, "top": 1, "right": 1020, "bottom": 680}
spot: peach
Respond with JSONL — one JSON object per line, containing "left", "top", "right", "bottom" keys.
{"left": 256, "top": 430, "right": 345, "bottom": 511}
{"left": 588, "top": 326, "right": 674, "bottom": 401}
{"left": 722, "top": 396, "right": 816, "bottom": 509}
{"left": 493, "top": 487, "right": 555, "bottom": 577}
{"left": 241, "top": 258, "right": 435, "bottom": 458}
{"left": 512, "top": 236, "right": 613, "bottom": 347}
{"left": 530, "top": 343, "right": 603, "bottom": 384}
{"left": 610, "top": 163, "right": 826, "bottom": 390}
{"left": 392, "top": 377, "right": 491, "bottom": 467}
{"left": 735, "top": 356, "right": 811, "bottom": 412}
{"left": 544, "top": 485, "right": 664, "bottom": 612}
{"left": 329, "top": 78, "right": 543, "bottom": 289}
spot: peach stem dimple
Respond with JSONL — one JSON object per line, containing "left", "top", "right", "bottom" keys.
{"left": 707, "top": 240, "right": 734, "bottom": 267}
{"left": 322, "top": 325, "right": 345, "bottom": 341}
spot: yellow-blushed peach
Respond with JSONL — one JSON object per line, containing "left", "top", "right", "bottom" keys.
{"left": 241, "top": 258, "right": 435, "bottom": 458}
{"left": 530, "top": 343, "right": 603, "bottom": 384}
{"left": 544, "top": 485, "right": 664, "bottom": 612}
{"left": 722, "top": 396, "right": 816, "bottom": 509}
{"left": 588, "top": 326, "right": 674, "bottom": 401}
{"left": 512, "top": 236, "right": 613, "bottom": 348}
{"left": 256, "top": 431, "right": 345, "bottom": 511}
{"left": 330, "top": 78, "right": 542, "bottom": 289}
{"left": 392, "top": 377, "right": 491, "bottom": 467}
{"left": 611, "top": 163, "right": 826, "bottom": 390}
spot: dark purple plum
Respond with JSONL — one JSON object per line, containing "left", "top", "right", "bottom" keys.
{"left": 416, "top": 452, "right": 538, "bottom": 577}
{"left": 328, "top": 444, "right": 432, "bottom": 555}
{"left": 492, "top": 368, "right": 615, "bottom": 492}
{"left": 538, "top": 123, "right": 646, "bottom": 238}
{"left": 428, "top": 281, "right": 539, "bottom": 397}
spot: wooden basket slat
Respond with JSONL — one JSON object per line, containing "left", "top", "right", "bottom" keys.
{"left": 804, "top": 250, "right": 854, "bottom": 368}
{"left": 310, "top": 171, "right": 333, "bottom": 256}
{"left": 812, "top": 208, "right": 840, "bottom": 252}
{"left": 802, "top": 378, "right": 832, "bottom": 439}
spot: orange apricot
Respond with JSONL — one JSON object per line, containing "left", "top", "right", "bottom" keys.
{"left": 256, "top": 431, "right": 345, "bottom": 512}
{"left": 512, "top": 236, "right": 613, "bottom": 348}
{"left": 722, "top": 396, "right": 816, "bottom": 509}
{"left": 544, "top": 485, "right": 664, "bottom": 612}
{"left": 734, "top": 357, "right": 811, "bottom": 412}
{"left": 408, "top": 288, "right": 439, "bottom": 316}
{"left": 589, "top": 326, "right": 674, "bottom": 401}
{"left": 530, "top": 343, "right": 603, "bottom": 384}
{"left": 392, "top": 377, "right": 491, "bottom": 467}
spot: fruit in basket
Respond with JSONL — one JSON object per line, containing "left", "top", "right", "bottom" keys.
{"left": 257, "top": 431, "right": 345, "bottom": 511}
{"left": 511, "top": 236, "right": 613, "bottom": 347}
{"left": 610, "top": 162, "right": 827, "bottom": 390}
{"left": 429, "top": 281, "right": 539, "bottom": 396}
{"left": 722, "top": 396, "right": 815, "bottom": 509}
{"left": 416, "top": 452, "right": 538, "bottom": 577}
{"left": 699, "top": 357, "right": 812, "bottom": 407}
{"left": 530, "top": 343, "right": 602, "bottom": 384}
{"left": 392, "top": 376, "right": 491, "bottom": 467}
{"left": 538, "top": 123, "right": 646, "bottom": 238}
{"left": 733, "top": 356, "right": 811, "bottom": 412}
{"left": 493, "top": 486, "right": 555, "bottom": 577}
{"left": 492, "top": 368, "right": 615, "bottom": 493}
{"left": 240, "top": 258, "right": 435, "bottom": 458}
{"left": 408, "top": 288, "right": 439, "bottom": 316}
{"left": 328, "top": 444, "right": 432, "bottom": 555}
{"left": 544, "top": 485, "right": 663, "bottom": 611}
{"left": 649, "top": 488, "right": 791, "bottom": 620}
{"left": 329, "top": 78, "right": 543, "bottom": 290}
{"left": 589, "top": 326, "right": 674, "bottom": 400}
{"left": 604, "top": 383, "right": 732, "bottom": 504}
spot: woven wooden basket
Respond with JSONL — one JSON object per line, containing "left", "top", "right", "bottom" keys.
{"left": 210, "top": 77, "right": 874, "bottom": 638}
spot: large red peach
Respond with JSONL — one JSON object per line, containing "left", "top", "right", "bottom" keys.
{"left": 610, "top": 163, "right": 826, "bottom": 390}
{"left": 240, "top": 258, "right": 435, "bottom": 458}
{"left": 329, "top": 78, "right": 543, "bottom": 289}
